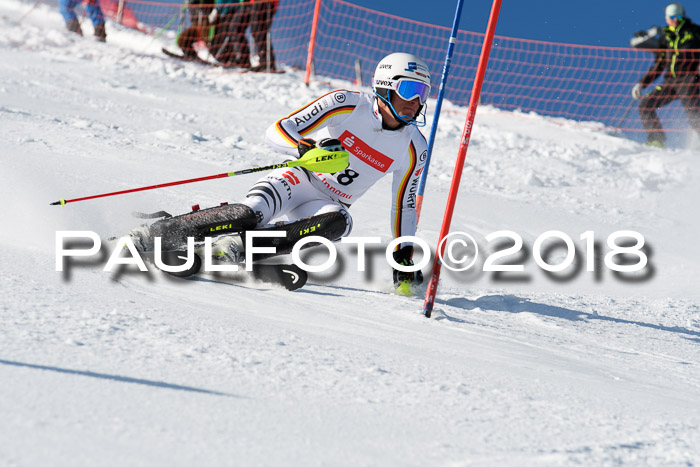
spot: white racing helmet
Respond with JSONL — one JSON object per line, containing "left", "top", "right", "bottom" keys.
{"left": 372, "top": 52, "right": 431, "bottom": 127}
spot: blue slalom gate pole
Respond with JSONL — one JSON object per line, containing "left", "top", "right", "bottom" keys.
{"left": 416, "top": 0, "right": 465, "bottom": 222}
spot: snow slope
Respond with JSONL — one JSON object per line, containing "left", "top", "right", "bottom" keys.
{"left": 2, "top": 2, "right": 700, "bottom": 465}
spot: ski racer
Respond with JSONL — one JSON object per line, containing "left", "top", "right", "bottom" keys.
{"left": 131, "top": 52, "right": 432, "bottom": 289}
{"left": 632, "top": 2, "right": 700, "bottom": 147}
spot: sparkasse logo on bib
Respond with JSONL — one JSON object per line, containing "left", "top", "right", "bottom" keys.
{"left": 339, "top": 131, "right": 394, "bottom": 173}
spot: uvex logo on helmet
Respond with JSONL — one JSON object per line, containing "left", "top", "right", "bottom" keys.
{"left": 374, "top": 79, "right": 393, "bottom": 87}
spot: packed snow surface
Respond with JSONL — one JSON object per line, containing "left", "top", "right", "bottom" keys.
{"left": 2, "top": 2, "right": 700, "bottom": 465}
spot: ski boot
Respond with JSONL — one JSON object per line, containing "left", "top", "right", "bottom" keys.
{"left": 128, "top": 224, "right": 152, "bottom": 253}
{"left": 66, "top": 19, "right": 83, "bottom": 36}
{"left": 94, "top": 24, "right": 106, "bottom": 42}
{"left": 204, "top": 233, "right": 245, "bottom": 263}
{"left": 392, "top": 245, "right": 424, "bottom": 296}
{"left": 645, "top": 140, "right": 664, "bottom": 149}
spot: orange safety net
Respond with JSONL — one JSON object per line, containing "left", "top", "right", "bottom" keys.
{"left": 27, "top": 0, "right": 700, "bottom": 141}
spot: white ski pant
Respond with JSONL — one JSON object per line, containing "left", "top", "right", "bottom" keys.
{"left": 242, "top": 166, "right": 353, "bottom": 236}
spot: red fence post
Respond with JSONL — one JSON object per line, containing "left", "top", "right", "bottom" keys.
{"left": 304, "top": 0, "right": 322, "bottom": 86}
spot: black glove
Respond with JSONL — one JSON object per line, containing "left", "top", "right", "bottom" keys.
{"left": 298, "top": 138, "right": 344, "bottom": 159}
{"left": 392, "top": 245, "right": 424, "bottom": 286}
{"left": 297, "top": 138, "right": 317, "bottom": 158}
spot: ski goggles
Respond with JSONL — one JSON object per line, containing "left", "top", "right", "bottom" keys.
{"left": 389, "top": 78, "right": 431, "bottom": 105}
{"left": 667, "top": 14, "right": 683, "bottom": 20}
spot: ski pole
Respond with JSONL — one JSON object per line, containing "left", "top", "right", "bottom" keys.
{"left": 614, "top": 100, "right": 636, "bottom": 128}
{"left": 17, "top": 0, "right": 43, "bottom": 23}
{"left": 140, "top": 9, "right": 182, "bottom": 54}
{"left": 416, "top": 0, "right": 465, "bottom": 223}
{"left": 50, "top": 148, "right": 349, "bottom": 207}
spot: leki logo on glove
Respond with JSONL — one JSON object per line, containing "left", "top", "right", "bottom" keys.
{"left": 339, "top": 131, "right": 394, "bottom": 173}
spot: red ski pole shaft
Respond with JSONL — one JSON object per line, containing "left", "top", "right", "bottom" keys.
{"left": 50, "top": 163, "right": 288, "bottom": 206}
{"left": 423, "top": 0, "right": 502, "bottom": 318}
{"left": 52, "top": 172, "right": 227, "bottom": 206}
{"left": 17, "top": 0, "right": 44, "bottom": 23}
{"left": 50, "top": 148, "right": 350, "bottom": 206}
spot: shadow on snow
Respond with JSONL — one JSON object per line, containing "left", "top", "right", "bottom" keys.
{"left": 438, "top": 294, "right": 700, "bottom": 339}
{"left": 0, "top": 359, "right": 237, "bottom": 397}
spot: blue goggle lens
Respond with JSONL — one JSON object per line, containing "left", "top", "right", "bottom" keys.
{"left": 396, "top": 79, "right": 430, "bottom": 105}
{"left": 668, "top": 15, "right": 683, "bottom": 20}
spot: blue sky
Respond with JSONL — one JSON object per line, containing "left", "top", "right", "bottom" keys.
{"left": 345, "top": 0, "right": 679, "bottom": 47}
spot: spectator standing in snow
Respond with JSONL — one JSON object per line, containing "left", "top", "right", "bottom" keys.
{"left": 249, "top": 0, "right": 278, "bottom": 71}
{"left": 59, "top": 0, "right": 106, "bottom": 42}
{"left": 632, "top": 2, "right": 700, "bottom": 147}
{"left": 208, "top": 0, "right": 251, "bottom": 68}
{"left": 175, "top": 0, "right": 214, "bottom": 60}
{"left": 173, "top": 0, "right": 277, "bottom": 70}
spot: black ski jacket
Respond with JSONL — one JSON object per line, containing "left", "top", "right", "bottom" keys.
{"left": 640, "top": 18, "right": 700, "bottom": 87}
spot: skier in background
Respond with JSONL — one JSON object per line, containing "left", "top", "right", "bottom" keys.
{"left": 632, "top": 2, "right": 700, "bottom": 147}
{"left": 59, "top": 0, "right": 106, "bottom": 42}
{"left": 131, "top": 52, "right": 432, "bottom": 290}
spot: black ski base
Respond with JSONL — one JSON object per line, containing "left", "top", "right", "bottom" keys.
{"left": 251, "top": 263, "right": 307, "bottom": 291}
{"left": 143, "top": 249, "right": 307, "bottom": 291}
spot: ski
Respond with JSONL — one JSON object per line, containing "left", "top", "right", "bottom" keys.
{"left": 142, "top": 249, "right": 308, "bottom": 291}
{"left": 251, "top": 263, "right": 307, "bottom": 291}
{"left": 239, "top": 67, "right": 286, "bottom": 74}
{"left": 161, "top": 47, "right": 217, "bottom": 66}
{"left": 161, "top": 48, "right": 285, "bottom": 73}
